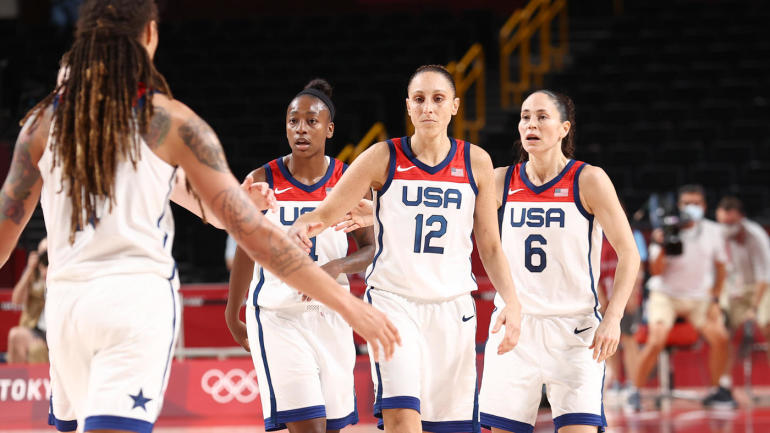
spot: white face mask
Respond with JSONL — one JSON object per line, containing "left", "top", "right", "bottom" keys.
{"left": 723, "top": 223, "right": 741, "bottom": 237}
{"left": 682, "top": 204, "right": 704, "bottom": 222}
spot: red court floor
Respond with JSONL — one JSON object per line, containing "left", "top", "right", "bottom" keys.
{"left": 7, "top": 398, "right": 770, "bottom": 433}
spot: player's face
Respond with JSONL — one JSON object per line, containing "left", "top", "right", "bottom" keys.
{"left": 519, "top": 92, "right": 570, "bottom": 157}
{"left": 406, "top": 72, "right": 459, "bottom": 133}
{"left": 286, "top": 95, "right": 334, "bottom": 156}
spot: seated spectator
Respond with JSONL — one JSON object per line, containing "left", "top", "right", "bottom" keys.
{"left": 7, "top": 238, "right": 48, "bottom": 364}
{"left": 627, "top": 185, "right": 733, "bottom": 409}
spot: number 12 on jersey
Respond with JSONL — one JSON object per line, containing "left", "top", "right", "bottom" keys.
{"left": 413, "top": 214, "right": 447, "bottom": 254}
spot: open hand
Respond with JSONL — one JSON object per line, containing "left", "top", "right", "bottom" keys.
{"left": 240, "top": 175, "right": 277, "bottom": 212}
{"left": 333, "top": 198, "right": 374, "bottom": 233}
{"left": 288, "top": 222, "right": 324, "bottom": 253}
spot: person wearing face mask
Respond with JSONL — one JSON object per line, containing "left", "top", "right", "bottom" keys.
{"left": 627, "top": 184, "right": 733, "bottom": 410}
{"left": 715, "top": 197, "right": 770, "bottom": 366}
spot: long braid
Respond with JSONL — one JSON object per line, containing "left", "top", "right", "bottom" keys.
{"left": 21, "top": 0, "right": 171, "bottom": 242}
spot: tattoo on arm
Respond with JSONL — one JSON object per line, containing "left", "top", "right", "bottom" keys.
{"left": 142, "top": 106, "right": 171, "bottom": 150}
{"left": 178, "top": 117, "right": 229, "bottom": 172}
{"left": 0, "top": 130, "right": 41, "bottom": 225}
{"left": 212, "top": 186, "right": 312, "bottom": 277}
{"left": 0, "top": 191, "right": 25, "bottom": 224}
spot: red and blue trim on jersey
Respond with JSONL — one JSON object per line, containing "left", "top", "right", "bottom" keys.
{"left": 380, "top": 136, "right": 477, "bottom": 195}
{"left": 262, "top": 156, "right": 347, "bottom": 202}
{"left": 501, "top": 159, "right": 587, "bottom": 208}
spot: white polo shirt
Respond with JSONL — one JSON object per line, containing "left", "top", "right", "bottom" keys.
{"left": 648, "top": 219, "right": 727, "bottom": 299}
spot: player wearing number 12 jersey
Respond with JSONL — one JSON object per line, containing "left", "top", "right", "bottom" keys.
{"left": 289, "top": 65, "right": 522, "bottom": 433}
{"left": 479, "top": 90, "right": 639, "bottom": 433}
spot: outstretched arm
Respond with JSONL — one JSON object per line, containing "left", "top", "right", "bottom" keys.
{"left": 0, "top": 110, "right": 49, "bottom": 267}
{"left": 170, "top": 167, "right": 275, "bottom": 230}
{"left": 289, "top": 142, "right": 389, "bottom": 249}
{"left": 322, "top": 200, "right": 376, "bottom": 279}
{"left": 580, "top": 165, "right": 640, "bottom": 362}
{"left": 470, "top": 146, "right": 521, "bottom": 355}
{"left": 158, "top": 100, "right": 399, "bottom": 360}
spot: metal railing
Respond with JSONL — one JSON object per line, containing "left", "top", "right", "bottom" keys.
{"left": 336, "top": 122, "right": 388, "bottom": 163}
{"left": 500, "top": 0, "right": 568, "bottom": 108}
{"left": 448, "top": 43, "right": 486, "bottom": 145}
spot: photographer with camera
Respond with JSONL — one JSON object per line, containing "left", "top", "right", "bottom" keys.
{"left": 716, "top": 196, "right": 770, "bottom": 367}
{"left": 627, "top": 185, "right": 733, "bottom": 409}
{"left": 7, "top": 238, "right": 49, "bottom": 364}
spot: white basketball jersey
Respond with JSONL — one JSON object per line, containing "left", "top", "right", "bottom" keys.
{"left": 248, "top": 156, "right": 350, "bottom": 309}
{"left": 366, "top": 137, "right": 478, "bottom": 301}
{"left": 497, "top": 160, "right": 603, "bottom": 317}
{"left": 38, "top": 131, "right": 177, "bottom": 284}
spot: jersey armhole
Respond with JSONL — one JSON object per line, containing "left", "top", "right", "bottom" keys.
{"left": 379, "top": 140, "right": 397, "bottom": 194}
{"left": 263, "top": 164, "right": 273, "bottom": 215}
{"left": 498, "top": 165, "right": 515, "bottom": 237}
{"left": 573, "top": 162, "right": 593, "bottom": 221}
{"left": 463, "top": 141, "right": 479, "bottom": 195}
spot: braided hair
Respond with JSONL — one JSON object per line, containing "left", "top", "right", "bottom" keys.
{"left": 22, "top": 0, "right": 171, "bottom": 241}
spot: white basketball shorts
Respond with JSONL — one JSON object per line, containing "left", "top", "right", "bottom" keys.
{"left": 480, "top": 311, "right": 606, "bottom": 432}
{"left": 365, "top": 287, "right": 479, "bottom": 433}
{"left": 246, "top": 304, "right": 358, "bottom": 431}
{"left": 46, "top": 272, "right": 180, "bottom": 433}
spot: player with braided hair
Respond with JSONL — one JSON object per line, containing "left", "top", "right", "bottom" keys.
{"left": 0, "top": 2, "right": 399, "bottom": 432}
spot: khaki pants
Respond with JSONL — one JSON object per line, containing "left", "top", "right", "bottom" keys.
{"left": 647, "top": 291, "right": 710, "bottom": 330}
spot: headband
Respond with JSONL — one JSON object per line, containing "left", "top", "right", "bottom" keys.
{"left": 295, "top": 88, "right": 335, "bottom": 121}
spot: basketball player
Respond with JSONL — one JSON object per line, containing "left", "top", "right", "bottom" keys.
{"left": 226, "top": 79, "right": 373, "bottom": 432}
{"left": 0, "top": 2, "right": 398, "bottom": 432}
{"left": 479, "top": 90, "right": 639, "bottom": 433}
{"left": 289, "top": 65, "right": 523, "bottom": 433}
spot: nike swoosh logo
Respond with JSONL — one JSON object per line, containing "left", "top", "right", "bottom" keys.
{"left": 462, "top": 315, "right": 475, "bottom": 322}
{"left": 574, "top": 326, "right": 592, "bottom": 334}
{"left": 396, "top": 165, "right": 417, "bottom": 172}
{"left": 274, "top": 187, "right": 292, "bottom": 194}
{"left": 509, "top": 188, "right": 525, "bottom": 195}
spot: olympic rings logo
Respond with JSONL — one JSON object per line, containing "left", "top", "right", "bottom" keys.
{"left": 200, "top": 368, "right": 259, "bottom": 404}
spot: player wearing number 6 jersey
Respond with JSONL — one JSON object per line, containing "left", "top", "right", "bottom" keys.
{"left": 289, "top": 65, "right": 522, "bottom": 433}
{"left": 479, "top": 90, "right": 639, "bottom": 433}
